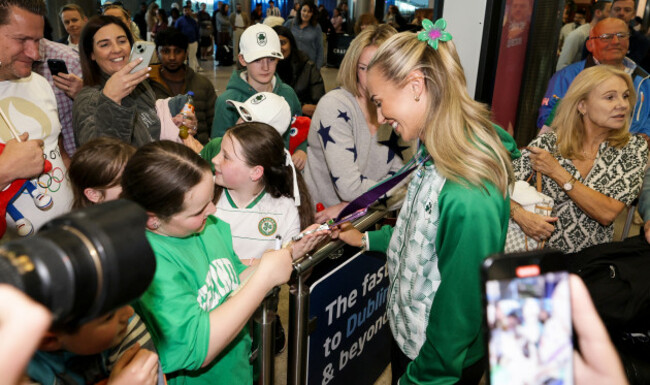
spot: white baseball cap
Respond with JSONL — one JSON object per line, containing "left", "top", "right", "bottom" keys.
{"left": 227, "top": 92, "right": 291, "bottom": 135}
{"left": 239, "top": 24, "right": 284, "bottom": 63}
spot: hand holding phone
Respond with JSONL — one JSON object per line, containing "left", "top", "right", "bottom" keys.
{"left": 483, "top": 251, "right": 573, "bottom": 385}
{"left": 46, "top": 59, "right": 68, "bottom": 77}
{"left": 128, "top": 41, "right": 156, "bottom": 74}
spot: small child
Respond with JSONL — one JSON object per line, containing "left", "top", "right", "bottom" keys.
{"left": 28, "top": 305, "right": 161, "bottom": 385}
{"left": 68, "top": 137, "right": 136, "bottom": 209}
{"left": 210, "top": 121, "right": 314, "bottom": 266}
{"left": 121, "top": 141, "right": 324, "bottom": 384}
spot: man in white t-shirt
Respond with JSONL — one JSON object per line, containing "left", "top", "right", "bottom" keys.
{"left": 0, "top": 0, "right": 73, "bottom": 240}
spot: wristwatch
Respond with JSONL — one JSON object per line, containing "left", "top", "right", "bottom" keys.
{"left": 563, "top": 176, "right": 578, "bottom": 191}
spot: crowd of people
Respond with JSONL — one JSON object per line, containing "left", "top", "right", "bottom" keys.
{"left": 1, "top": 0, "right": 648, "bottom": 384}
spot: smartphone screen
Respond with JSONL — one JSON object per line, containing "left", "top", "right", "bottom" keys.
{"left": 486, "top": 270, "right": 573, "bottom": 385}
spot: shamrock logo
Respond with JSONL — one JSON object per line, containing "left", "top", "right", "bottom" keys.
{"left": 251, "top": 94, "right": 266, "bottom": 104}
{"left": 257, "top": 32, "right": 267, "bottom": 46}
{"left": 417, "top": 18, "right": 452, "bottom": 50}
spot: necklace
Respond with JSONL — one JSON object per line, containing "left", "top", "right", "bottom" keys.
{"left": 581, "top": 149, "right": 598, "bottom": 160}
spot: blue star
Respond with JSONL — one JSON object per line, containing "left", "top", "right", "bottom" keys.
{"left": 346, "top": 146, "right": 358, "bottom": 162}
{"left": 379, "top": 131, "right": 410, "bottom": 162}
{"left": 337, "top": 110, "right": 350, "bottom": 122}
{"left": 318, "top": 122, "right": 336, "bottom": 149}
{"left": 331, "top": 174, "right": 340, "bottom": 186}
{"left": 359, "top": 174, "right": 368, "bottom": 183}
{"left": 376, "top": 194, "right": 391, "bottom": 208}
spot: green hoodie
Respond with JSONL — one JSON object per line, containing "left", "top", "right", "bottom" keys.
{"left": 210, "top": 70, "right": 305, "bottom": 152}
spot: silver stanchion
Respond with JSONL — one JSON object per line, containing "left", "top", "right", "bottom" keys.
{"left": 252, "top": 286, "right": 280, "bottom": 385}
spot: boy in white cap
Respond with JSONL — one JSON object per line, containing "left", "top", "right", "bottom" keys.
{"left": 211, "top": 24, "right": 307, "bottom": 169}
{"left": 201, "top": 92, "right": 292, "bottom": 167}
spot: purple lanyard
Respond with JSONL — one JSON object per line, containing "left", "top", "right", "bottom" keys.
{"left": 333, "top": 151, "right": 432, "bottom": 225}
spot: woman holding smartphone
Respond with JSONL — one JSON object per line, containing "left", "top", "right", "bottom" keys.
{"left": 73, "top": 16, "right": 196, "bottom": 147}
{"left": 334, "top": 20, "right": 519, "bottom": 384}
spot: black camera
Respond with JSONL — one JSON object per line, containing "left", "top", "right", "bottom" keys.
{"left": 0, "top": 200, "right": 156, "bottom": 328}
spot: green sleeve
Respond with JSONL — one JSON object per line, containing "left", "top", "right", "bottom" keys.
{"left": 402, "top": 181, "right": 508, "bottom": 384}
{"left": 199, "top": 137, "right": 222, "bottom": 173}
{"left": 366, "top": 225, "right": 394, "bottom": 253}
{"left": 493, "top": 124, "right": 521, "bottom": 160}
{"left": 211, "top": 92, "right": 241, "bottom": 139}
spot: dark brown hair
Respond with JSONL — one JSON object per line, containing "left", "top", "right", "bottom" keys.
{"left": 0, "top": 0, "right": 45, "bottom": 25}
{"left": 121, "top": 141, "right": 212, "bottom": 220}
{"left": 69, "top": 137, "right": 136, "bottom": 209}
{"left": 79, "top": 15, "right": 134, "bottom": 86}
{"left": 59, "top": 3, "right": 86, "bottom": 19}
{"left": 221, "top": 122, "right": 314, "bottom": 228}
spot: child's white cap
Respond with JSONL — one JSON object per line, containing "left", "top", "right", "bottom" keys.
{"left": 227, "top": 92, "right": 291, "bottom": 135}
{"left": 239, "top": 24, "right": 284, "bottom": 63}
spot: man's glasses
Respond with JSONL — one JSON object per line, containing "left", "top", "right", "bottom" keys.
{"left": 590, "top": 32, "right": 631, "bottom": 42}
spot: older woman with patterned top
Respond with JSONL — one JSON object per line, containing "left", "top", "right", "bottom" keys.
{"left": 511, "top": 65, "right": 648, "bottom": 253}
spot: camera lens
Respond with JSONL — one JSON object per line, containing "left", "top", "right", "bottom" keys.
{"left": 0, "top": 200, "right": 156, "bottom": 327}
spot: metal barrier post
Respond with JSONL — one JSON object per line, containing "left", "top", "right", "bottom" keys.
{"left": 286, "top": 210, "right": 387, "bottom": 385}
{"left": 253, "top": 286, "right": 280, "bottom": 385}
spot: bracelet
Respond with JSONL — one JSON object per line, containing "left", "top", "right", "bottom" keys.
{"left": 360, "top": 232, "right": 368, "bottom": 251}
{"left": 510, "top": 204, "right": 521, "bottom": 219}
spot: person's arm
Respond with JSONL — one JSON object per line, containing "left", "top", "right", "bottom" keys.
{"left": 312, "top": 97, "right": 380, "bottom": 201}
{"left": 73, "top": 87, "right": 137, "bottom": 146}
{"left": 402, "top": 183, "right": 506, "bottom": 384}
{"left": 556, "top": 29, "right": 581, "bottom": 71}
{"left": 314, "top": 25, "right": 324, "bottom": 70}
{"left": 203, "top": 248, "right": 292, "bottom": 366}
{"left": 537, "top": 71, "right": 565, "bottom": 129}
{"left": 528, "top": 137, "right": 647, "bottom": 226}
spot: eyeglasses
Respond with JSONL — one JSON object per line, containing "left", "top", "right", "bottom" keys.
{"left": 590, "top": 32, "right": 631, "bottom": 42}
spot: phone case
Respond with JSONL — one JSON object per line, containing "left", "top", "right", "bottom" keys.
{"left": 129, "top": 41, "right": 156, "bottom": 74}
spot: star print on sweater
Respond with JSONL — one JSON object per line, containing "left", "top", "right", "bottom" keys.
{"left": 378, "top": 131, "right": 410, "bottom": 162}
{"left": 337, "top": 110, "right": 350, "bottom": 122}
{"left": 318, "top": 121, "right": 336, "bottom": 149}
{"left": 346, "top": 146, "right": 358, "bottom": 162}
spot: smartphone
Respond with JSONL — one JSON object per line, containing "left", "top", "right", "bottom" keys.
{"left": 482, "top": 250, "right": 573, "bottom": 385}
{"left": 128, "top": 41, "right": 156, "bottom": 74}
{"left": 46, "top": 59, "right": 68, "bottom": 77}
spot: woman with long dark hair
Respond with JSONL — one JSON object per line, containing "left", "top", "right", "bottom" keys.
{"left": 283, "top": 1, "right": 323, "bottom": 69}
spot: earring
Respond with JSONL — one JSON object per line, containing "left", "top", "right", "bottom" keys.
{"left": 151, "top": 221, "right": 160, "bottom": 229}
{"left": 414, "top": 95, "right": 420, "bottom": 102}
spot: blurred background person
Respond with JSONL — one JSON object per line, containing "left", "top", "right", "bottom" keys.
{"left": 284, "top": 1, "right": 324, "bottom": 70}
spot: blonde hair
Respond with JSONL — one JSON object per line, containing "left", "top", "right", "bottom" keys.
{"left": 552, "top": 65, "right": 634, "bottom": 159}
{"left": 368, "top": 32, "right": 514, "bottom": 195}
{"left": 337, "top": 24, "right": 396, "bottom": 97}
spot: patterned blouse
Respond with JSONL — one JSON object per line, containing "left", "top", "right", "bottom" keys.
{"left": 513, "top": 132, "right": 648, "bottom": 253}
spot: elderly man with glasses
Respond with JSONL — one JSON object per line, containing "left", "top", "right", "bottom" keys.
{"left": 539, "top": 17, "right": 650, "bottom": 136}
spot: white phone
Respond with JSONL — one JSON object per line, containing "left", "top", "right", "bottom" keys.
{"left": 128, "top": 41, "right": 156, "bottom": 74}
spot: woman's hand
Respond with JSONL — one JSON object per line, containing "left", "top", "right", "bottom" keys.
{"left": 182, "top": 135, "right": 204, "bottom": 154}
{"left": 330, "top": 222, "right": 363, "bottom": 247}
{"left": 102, "top": 58, "right": 151, "bottom": 105}
{"left": 301, "top": 104, "right": 317, "bottom": 117}
{"left": 513, "top": 207, "right": 558, "bottom": 242}
{"left": 291, "top": 150, "right": 307, "bottom": 171}
{"left": 257, "top": 248, "right": 293, "bottom": 287}
{"left": 291, "top": 224, "right": 331, "bottom": 260}
{"left": 53, "top": 73, "right": 83, "bottom": 99}
{"left": 315, "top": 202, "right": 348, "bottom": 224}
{"left": 527, "top": 146, "right": 566, "bottom": 181}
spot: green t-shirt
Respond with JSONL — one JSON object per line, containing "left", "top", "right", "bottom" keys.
{"left": 199, "top": 137, "right": 222, "bottom": 173}
{"left": 133, "top": 216, "right": 252, "bottom": 385}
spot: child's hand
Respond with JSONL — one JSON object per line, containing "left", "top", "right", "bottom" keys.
{"left": 108, "top": 343, "right": 159, "bottom": 385}
{"left": 257, "top": 248, "right": 293, "bottom": 288}
{"left": 292, "top": 223, "right": 331, "bottom": 260}
{"left": 315, "top": 202, "right": 347, "bottom": 224}
{"left": 331, "top": 222, "right": 363, "bottom": 248}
